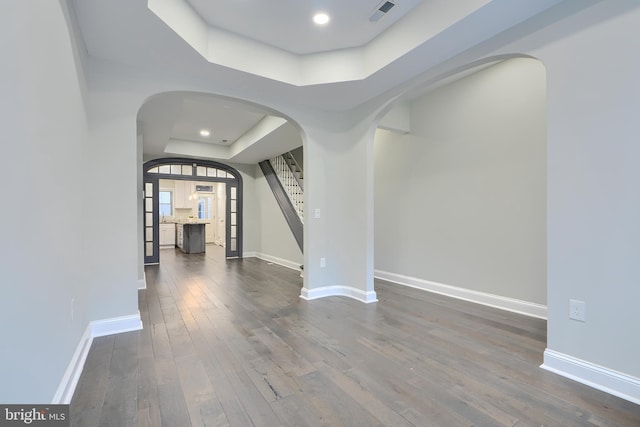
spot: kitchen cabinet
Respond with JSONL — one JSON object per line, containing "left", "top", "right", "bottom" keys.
{"left": 174, "top": 180, "right": 194, "bottom": 209}
{"left": 159, "top": 223, "right": 176, "bottom": 247}
{"left": 176, "top": 223, "right": 206, "bottom": 254}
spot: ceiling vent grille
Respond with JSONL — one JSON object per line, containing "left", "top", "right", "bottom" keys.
{"left": 370, "top": 0, "right": 396, "bottom": 22}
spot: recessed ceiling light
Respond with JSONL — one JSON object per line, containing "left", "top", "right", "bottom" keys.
{"left": 199, "top": 129, "right": 210, "bottom": 137}
{"left": 313, "top": 12, "right": 330, "bottom": 25}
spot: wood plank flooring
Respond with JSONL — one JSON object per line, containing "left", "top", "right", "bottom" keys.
{"left": 70, "top": 246, "right": 640, "bottom": 426}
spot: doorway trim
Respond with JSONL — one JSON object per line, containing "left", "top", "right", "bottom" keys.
{"left": 143, "top": 157, "right": 243, "bottom": 264}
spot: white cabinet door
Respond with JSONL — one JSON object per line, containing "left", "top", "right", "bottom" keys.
{"left": 159, "top": 224, "right": 176, "bottom": 246}
{"left": 174, "top": 181, "right": 193, "bottom": 209}
{"left": 174, "top": 181, "right": 185, "bottom": 208}
{"left": 205, "top": 223, "right": 215, "bottom": 244}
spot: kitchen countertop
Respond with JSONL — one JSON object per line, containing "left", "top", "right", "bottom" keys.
{"left": 161, "top": 220, "right": 210, "bottom": 224}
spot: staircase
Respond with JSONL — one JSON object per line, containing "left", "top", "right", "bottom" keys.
{"left": 270, "top": 153, "right": 304, "bottom": 221}
{"left": 258, "top": 150, "right": 304, "bottom": 252}
{"left": 282, "top": 152, "right": 304, "bottom": 190}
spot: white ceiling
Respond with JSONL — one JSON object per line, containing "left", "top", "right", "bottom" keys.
{"left": 185, "top": 0, "right": 423, "bottom": 55}
{"left": 138, "top": 93, "right": 302, "bottom": 164}
{"left": 70, "top": 0, "right": 588, "bottom": 164}
{"left": 147, "top": 0, "right": 508, "bottom": 86}
{"left": 138, "top": 94, "right": 258, "bottom": 152}
{"left": 168, "top": 97, "right": 264, "bottom": 147}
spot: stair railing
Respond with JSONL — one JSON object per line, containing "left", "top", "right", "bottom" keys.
{"left": 283, "top": 152, "right": 304, "bottom": 190}
{"left": 270, "top": 154, "right": 304, "bottom": 222}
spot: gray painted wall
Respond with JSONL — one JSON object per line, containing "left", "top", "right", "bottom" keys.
{"left": 0, "top": 0, "right": 90, "bottom": 402}
{"left": 233, "top": 163, "right": 261, "bottom": 255}
{"left": 83, "top": 79, "right": 141, "bottom": 323}
{"left": 302, "top": 120, "right": 376, "bottom": 296}
{"left": 375, "top": 58, "right": 547, "bottom": 304}
{"left": 255, "top": 166, "right": 303, "bottom": 266}
{"left": 290, "top": 146, "right": 304, "bottom": 170}
{"left": 525, "top": 1, "right": 640, "bottom": 377}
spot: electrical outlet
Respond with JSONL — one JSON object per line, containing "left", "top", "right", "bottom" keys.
{"left": 314, "top": 208, "right": 321, "bottom": 219}
{"left": 569, "top": 299, "right": 586, "bottom": 322}
{"left": 320, "top": 257, "right": 326, "bottom": 268}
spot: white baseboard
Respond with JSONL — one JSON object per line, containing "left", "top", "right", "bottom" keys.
{"left": 91, "top": 312, "right": 143, "bottom": 338}
{"left": 300, "top": 286, "right": 378, "bottom": 304}
{"left": 541, "top": 349, "right": 640, "bottom": 405}
{"left": 374, "top": 269, "right": 547, "bottom": 319}
{"left": 52, "top": 311, "right": 143, "bottom": 404}
{"left": 138, "top": 272, "right": 147, "bottom": 290}
{"left": 51, "top": 324, "right": 92, "bottom": 405}
{"left": 246, "top": 252, "right": 302, "bottom": 272}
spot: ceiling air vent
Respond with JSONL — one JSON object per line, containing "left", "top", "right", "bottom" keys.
{"left": 370, "top": 0, "right": 396, "bottom": 22}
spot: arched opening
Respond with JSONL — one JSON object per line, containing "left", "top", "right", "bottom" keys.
{"left": 136, "top": 91, "right": 307, "bottom": 273}
{"left": 142, "top": 157, "right": 243, "bottom": 264}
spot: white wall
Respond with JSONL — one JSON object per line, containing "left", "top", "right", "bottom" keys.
{"left": 375, "top": 58, "right": 547, "bottom": 305}
{"left": 0, "top": 0, "right": 90, "bottom": 402}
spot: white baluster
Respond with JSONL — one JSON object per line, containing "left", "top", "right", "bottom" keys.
{"left": 270, "top": 155, "right": 304, "bottom": 222}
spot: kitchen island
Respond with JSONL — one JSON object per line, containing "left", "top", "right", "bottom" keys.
{"left": 176, "top": 223, "right": 207, "bottom": 254}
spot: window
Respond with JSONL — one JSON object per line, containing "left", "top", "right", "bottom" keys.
{"left": 159, "top": 190, "right": 173, "bottom": 216}
{"left": 198, "top": 196, "right": 213, "bottom": 220}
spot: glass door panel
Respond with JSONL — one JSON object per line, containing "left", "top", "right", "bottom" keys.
{"left": 226, "top": 183, "right": 239, "bottom": 258}
{"left": 143, "top": 179, "right": 159, "bottom": 264}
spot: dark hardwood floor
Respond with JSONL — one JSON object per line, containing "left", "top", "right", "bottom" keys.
{"left": 71, "top": 246, "right": 640, "bottom": 426}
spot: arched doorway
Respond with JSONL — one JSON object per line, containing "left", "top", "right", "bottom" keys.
{"left": 143, "top": 157, "right": 243, "bottom": 264}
